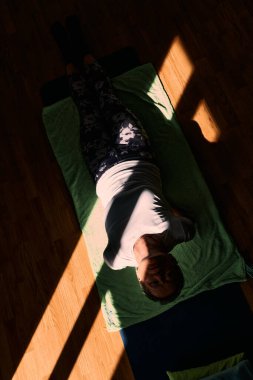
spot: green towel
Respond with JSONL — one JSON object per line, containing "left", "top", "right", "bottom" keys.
{"left": 42, "top": 63, "right": 247, "bottom": 331}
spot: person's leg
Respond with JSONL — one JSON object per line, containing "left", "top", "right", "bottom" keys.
{"left": 65, "top": 15, "right": 90, "bottom": 69}
{"left": 51, "top": 19, "right": 153, "bottom": 181}
{"left": 67, "top": 64, "right": 114, "bottom": 181}
{"left": 83, "top": 55, "right": 154, "bottom": 162}
{"left": 63, "top": 15, "right": 154, "bottom": 162}
{"left": 51, "top": 22, "right": 112, "bottom": 181}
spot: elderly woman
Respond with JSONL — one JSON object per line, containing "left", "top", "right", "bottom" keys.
{"left": 51, "top": 17, "right": 195, "bottom": 303}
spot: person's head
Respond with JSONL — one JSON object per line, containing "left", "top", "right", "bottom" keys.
{"left": 136, "top": 253, "right": 184, "bottom": 303}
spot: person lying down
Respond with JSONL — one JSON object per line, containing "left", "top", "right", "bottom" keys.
{"left": 51, "top": 17, "right": 253, "bottom": 304}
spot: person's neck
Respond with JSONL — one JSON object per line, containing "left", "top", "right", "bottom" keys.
{"left": 133, "top": 236, "right": 149, "bottom": 265}
{"left": 133, "top": 234, "right": 165, "bottom": 265}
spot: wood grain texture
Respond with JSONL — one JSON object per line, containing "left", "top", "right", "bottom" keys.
{"left": 0, "top": 0, "right": 253, "bottom": 379}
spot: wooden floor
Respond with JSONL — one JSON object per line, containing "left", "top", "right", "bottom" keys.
{"left": 1, "top": 0, "right": 253, "bottom": 379}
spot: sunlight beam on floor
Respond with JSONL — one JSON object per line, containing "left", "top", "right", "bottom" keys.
{"left": 158, "top": 35, "right": 194, "bottom": 108}
{"left": 193, "top": 99, "right": 221, "bottom": 142}
{"left": 159, "top": 35, "right": 221, "bottom": 143}
{"left": 12, "top": 236, "right": 98, "bottom": 380}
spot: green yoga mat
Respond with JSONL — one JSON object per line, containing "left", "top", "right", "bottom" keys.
{"left": 42, "top": 63, "right": 247, "bottom": 331}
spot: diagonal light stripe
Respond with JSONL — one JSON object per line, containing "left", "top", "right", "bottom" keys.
{"left": 12, "top": 236, "right": 99, "bottom": 380}
{"left": 159, "top": 35, "right": 194, "bottom": 108}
